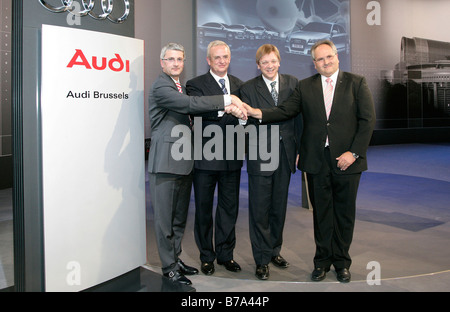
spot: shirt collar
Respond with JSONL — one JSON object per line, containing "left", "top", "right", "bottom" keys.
{"left": 262, "top": 74, "right": 279, "bottom": 91}
{"left": 210, "top": 70, "right": 228, "bottom": 83}
{"left": 170, "top": 76, "right": 181, "bottom": 85}
{"left": 321, "top": 69, "right": 339, "bottom": 85}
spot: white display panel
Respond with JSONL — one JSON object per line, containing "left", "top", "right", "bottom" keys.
{"left": 41, "top": 25, "right": 145, "bottom": 292}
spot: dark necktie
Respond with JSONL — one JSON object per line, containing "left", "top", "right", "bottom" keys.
{"left": 270, "top": 81, "right": 278, "bottom": 105}
{"left": 219, "top": 78, "right": 228, "bottom": 94}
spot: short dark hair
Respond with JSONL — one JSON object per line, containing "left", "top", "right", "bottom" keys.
{"left": 311, "top": 40, "right": 337, "bottom": 61}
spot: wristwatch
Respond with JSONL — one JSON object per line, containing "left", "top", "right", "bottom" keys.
{"left": 352, "top": 152, "right": 359, "bottom": 159}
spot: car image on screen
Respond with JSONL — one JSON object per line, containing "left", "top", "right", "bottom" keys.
{"left": 284, "top": 22, "right": 350, "bottom": 57}
{"left": 197, "top": 22, "right": 248, "bottom": 47}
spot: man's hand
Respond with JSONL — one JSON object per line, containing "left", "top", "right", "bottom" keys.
{"left": 336, "top": 151, "right": 356, "bottom": 171}
{"left": 230, "top": 95, "right": 247, "bottom": 119}
{"left": 225, "top": 104, "right": 246, "bottom": 119}
{"left": 243, "top": 103, "right": 262, "bottom": 119}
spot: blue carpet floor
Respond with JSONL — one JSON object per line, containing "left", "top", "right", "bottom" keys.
{"left": 145, "top": 143, "right": 450, "bottom": 291}
{"left": 2, "top": 143, "right": 449, "bottom": 291}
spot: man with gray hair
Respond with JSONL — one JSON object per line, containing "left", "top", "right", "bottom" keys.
{"left": 148, "top": 43, "right": 246, "bottom": 285}
{"left": 186, "top": 40, "right": 244, "bottom": 276}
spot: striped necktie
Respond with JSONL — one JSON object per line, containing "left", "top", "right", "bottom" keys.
{"left": 270, "top": 81, "right": 278, "bottom": 105}
{"left": 176, "top": 81, "right": 183, "bottom": 93}
{"left": 324, "top": 78, "right": 333, "bottom": 119}
{"left": 219, "top": 78, "right": 228, "bottom": 94}
{"left": 324, "top": 78, "right": 333, "bottom": 146}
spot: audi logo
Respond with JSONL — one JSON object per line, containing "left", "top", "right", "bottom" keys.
{"left": 38, "top": 0, "right": 130, "bottom": 24}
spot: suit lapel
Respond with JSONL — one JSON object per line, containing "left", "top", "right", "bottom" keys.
{"left": 329, "top": 71, "right": 346, "bottom": 120}
{"left": 278, "top": 74, "right": 290, "bottom": 103}
{"left": 229, "top": 75, "right": 240, "bottom": 95}
{"left": 203, "top": 72, "right": 223, "bottom": 95}
{"left": 310, "top": 74, "right": 328, "bottom": 120}
{"left": 256, "top": 75, "right": 276, "bottom": 107}
{"left": 163, "top": 72, "right": 187, "bottom": 94}
{"left": 312, "top": 71, "right": 346, "bottom": 120}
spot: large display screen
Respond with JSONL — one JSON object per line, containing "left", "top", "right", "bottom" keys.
{"left": 196, "top": 0, "right": 351, "bottom": 81}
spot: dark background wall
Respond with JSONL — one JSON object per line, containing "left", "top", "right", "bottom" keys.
{"left": 1, "top": 0, "right": 448, "bottom": 292}
{"left": 12, "top": 0, "right": 135, "bottom": 291}
{"left": 2, "top": 0, "right": 449, "bottom": 191}
{"left": 136, "top": 0, "right": 450, "bottom": 144}
{"left": 0, "top": 0, "right": 12, "bottom": 189}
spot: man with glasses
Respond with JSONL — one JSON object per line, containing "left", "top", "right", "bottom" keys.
{"left": 244, "top": 40, "right": 376, "bottom": 283}
{"left": 148, "top": 43, "right": 246, "bottom": 285}
{"left": 240, "top": 44, "right": 301, "bottom": 280}
{"left": 186, "top": 41, "right": 244, "bottom": 276}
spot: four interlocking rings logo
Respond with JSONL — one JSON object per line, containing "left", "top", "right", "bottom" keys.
{"left": 38, "top": 0, "right": 130, "bottom": 24}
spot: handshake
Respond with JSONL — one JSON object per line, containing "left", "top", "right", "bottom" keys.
{"left": 224, "top": 95, "right": 262, "bottom": 120}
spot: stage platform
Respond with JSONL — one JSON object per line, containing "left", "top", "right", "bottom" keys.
{"left": 1, "top": 143, "right": 449, "bottom": 292}
{"left": 145, "top": 143, "right": 450, "bottom": 292}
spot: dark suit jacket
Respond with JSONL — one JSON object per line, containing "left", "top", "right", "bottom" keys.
{"left": 261, "top": 71, "right": 375, "bottom": 175}
{"left": 186, "top": 71, "right": 244, "bottom": 171}
{"left": 148, "top": 72, "right": 225, "bottom": 175}
{"left": 240, "top": 74, "right": 301, "bottom": 176}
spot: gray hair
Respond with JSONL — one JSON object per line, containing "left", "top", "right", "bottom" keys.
{"left": 311, "top": 39, "right": 338, "bottom": 61}
{"left": 160, "top": 42, "right": 185, "bottom": 59}
{"left": 206, "top": 40, "right": 230, "bottom": 59}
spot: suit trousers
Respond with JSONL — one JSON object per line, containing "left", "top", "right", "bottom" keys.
{"left": 306, "top": 147, "right": 361, "bottom": 270}
{"left": 248, "top": 143, "right": 291, "bottom": 265}
{"left": 149, "top": 172, "right": 193, "bottom": 274}
{"left": 193, "top": 168, "right": 241, "bottom": 263}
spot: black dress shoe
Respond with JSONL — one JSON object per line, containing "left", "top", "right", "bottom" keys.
{"left": 177, "top": 259, "right": 199, "bottom": 275}
{"left": 163, "top": 270, "right": 192, "bottom": 285}
{"left": 255, "top": 264, "right": 269, "bottom": 280}
{"left": 201, "top": 262, "right": 215, "bottom": 275}
{"left": 218, "top": 260, "right": 241, "bottom": 272}
{"left": 271, "top": 255, "right": 290, "bottom": 268}
{"left": 336, "top": 268, "right": 351, "bottom": 283}
{"left": 311, "top": 267, "right": 330, "bottom": 281}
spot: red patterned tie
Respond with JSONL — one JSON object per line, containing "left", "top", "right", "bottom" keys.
{"left": 176, "top": 81, "right": 183, "bottom": 93}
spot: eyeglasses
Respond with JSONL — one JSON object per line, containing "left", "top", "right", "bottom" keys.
{"left": 314, "top": 54, "right": 336, "bottom": 63}
{"left": 259, "top": 60, "right": 279, "bottom": 67}
{"left": 162, "top": 57, "right": 185, "bottom": 63}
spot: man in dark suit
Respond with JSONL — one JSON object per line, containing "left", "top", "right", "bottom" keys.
{"left": 148, "top": 43, "right": 246, "bottom": 285}
{"left": 244, "top": 40, "right": 376, "bottom": 283}
{"left": 240, "top": 44, "right": 301, "bottom": 280}
{"left": 186, "top": 41, "right": 244, "bottom": 276}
